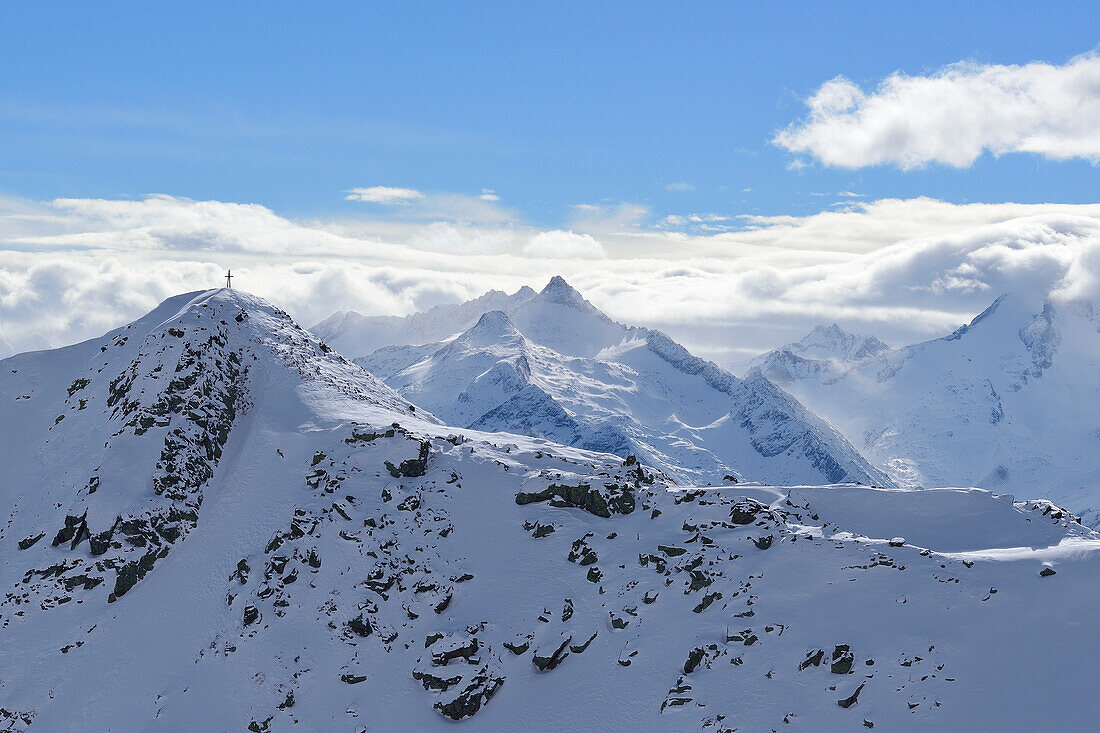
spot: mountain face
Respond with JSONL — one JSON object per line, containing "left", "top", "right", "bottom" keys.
{"left": 352, "top": 277, "right": 890, "bottom": 487}
{"left": 4, "top": 289, "right": 1100, "bottom": 730}
{"left": 748, "top": 293, "right": 1100, "bottom": 524}
{"left": 748, "top": 324, "right": 890, "bottom": 386}
{"left": 312, "top": 286, "right": 538, "bottom": 358}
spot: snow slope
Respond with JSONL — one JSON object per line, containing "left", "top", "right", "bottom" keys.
{"left": 312, "top": 286, "right": 537, "bottom": 358}
{"left": 2, "top": 290, "right": 1100, "bottom": 730}
{"left": 749, "top": 293, "right": 1100, "bottom": 523}
{"left": 354, "top": 277, "right": 889, "bottom": 487}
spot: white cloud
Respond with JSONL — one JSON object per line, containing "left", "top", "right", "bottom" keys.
{"left": 345, "top": 186, "right": 424, "bottom": 204}
{"left": 523, "top": 230, "right": 606, "bottom": 259}
{"left": 658, "top": 213, "right": 734, "bottom": 233}
{"left": 5, "top": 194, "right": 1100, "bottom": 367}
{"left": 774, "top": 52, "right": 1100, "bottom": 168}
{"left": 665, "top": 182, "right": 695, "bottom": 192}
{"left": 343, "top": 188, "right": 514, "bottom": 224}
{"left": 568, "top": 202, "right": 650, "bottom": 233}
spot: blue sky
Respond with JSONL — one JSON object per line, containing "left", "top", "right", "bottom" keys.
{"left": 2, "top": 2, "right": 1098, "bottom": 223}
{"left": 3, "top": 3, "right": 1100, "bottom": 363}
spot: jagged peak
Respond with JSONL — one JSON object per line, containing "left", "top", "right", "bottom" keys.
{"left": 512, "top": 285, "right": 538, "bottom": 301}
{"left": 781, "top": 321, "right": 889, "bottom": 363}
{"left": 808, "top": 323, "right": 849, "bottom": 338}
{"left": 520, "top": 276, "right": 618, "bottom": 330}
{"left": 536, "top": 276, "right": 592, "bottom": 308}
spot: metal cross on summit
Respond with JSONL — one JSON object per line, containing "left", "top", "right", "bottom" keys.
{"left": 225, "top": 269, "right": 233, "bottom": 289}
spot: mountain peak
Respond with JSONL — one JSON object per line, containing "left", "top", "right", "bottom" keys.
{"left": 459, "top": 309, "right": 523, "bottom": 345}
{"left": 537, "top": 275, "right": 588, "bottom": 306}
{"left": 808, "top": 323, "right": 848, "bottom": 340}
{"left": 528, "top": 276, "right": 614, "bottom": 325}
{"left": 791, "top": 322, "right": 889, "bottom": 363}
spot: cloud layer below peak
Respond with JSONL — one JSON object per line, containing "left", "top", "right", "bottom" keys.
{"left": 3, "top": 194, "right": 1100, "bottom": 367}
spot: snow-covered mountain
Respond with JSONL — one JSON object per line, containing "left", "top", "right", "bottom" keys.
{"left": 4, "top": 288, "right": 1100, "bottom": 730}
{"left": 313, "top": 286, "right": 538, "bottom": 359}
{"left": 353, "top": 277, "right": 890, "bottom": 487}
{"left": 749, "top": 292, "right": 1100, "bottom": 523}
{"left": 747, "top": 323, "right": 890, "bottom": 386}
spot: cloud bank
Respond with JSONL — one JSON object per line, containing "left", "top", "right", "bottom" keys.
{"left": 3, "top": 194, "right": 1100, "bottom": 366}
{"left": 775, "top": 52, "right": 1100, "bottom": 169}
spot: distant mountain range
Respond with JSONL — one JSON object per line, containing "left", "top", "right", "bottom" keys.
{"left": 324, "top": 276, "right": 889, "bottom": 488}
{"left": 314, "top": 286, "right": 539, "bottom": 359}
{"left": 749, "top": 291, "right": 1100, "bottom": 523}
{"left": 4, "top": 288, "right": 1100, "bottom": 730}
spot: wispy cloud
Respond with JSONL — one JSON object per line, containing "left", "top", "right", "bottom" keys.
{"left": 345, "top": 186, "right": 424, "bottom": 204}
{"left": 665, "top": 182, "right": 695, "bottom": 192}
{"left": 774, "top": 52, "right": 1100, "bottom": 169}
{"left": 343, "top": 187, "right": 515, "bottom": 224}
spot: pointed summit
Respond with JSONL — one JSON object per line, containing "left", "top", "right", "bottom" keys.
{"left": 535, "top": 275, "right": 596, "bottom": 311}
{"left": 510, "top": 277, "right": 623, "bottom": 357}
{"left": 452, "top": 310, "right": 524, "bottom": 349}
{"left": 785, "top": 322, "right": 889, "bottom": 363}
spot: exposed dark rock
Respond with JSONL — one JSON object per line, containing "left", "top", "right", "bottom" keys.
{"left": 570, "top": 630, "right": 597, "bottom": 654}
{"left": 18, "top": 533, "right": 45, "bottom": 550}
{"left": 831, "top": 644, "right": 854, "bottom": 674}
{"left": 515, "top": 482, "right": 635, "bottom": 518}
{"left": 800, "top": 649, "right": 825, "bottom": 670}
{"left": 684, "top": 647, "right": 705, "bottom": 674}
{"left": 730, "top": 499, "right": 765, "bottom": 525}
{"left": 347, "top": 614, "right": 372, "bottom": 637}
{"left": 340, "top": 674, "right": 367, "bottom": 684}
{"left": 413, "top": 670, "right": 462, "bottom": 692}
{"left": 838, "top": 682, "right": 866, "bottom": 708}
{"left": 532, "top": 636, "right": 571, "bottom": 672}
{"left": 431, "top": 638, "right": 479, "bottom": 666}
{"left": 385, "top": 440, "right": 430, "bottom": 478}
{"left": 434, "top": 670, "right": 504, "bottom": 720}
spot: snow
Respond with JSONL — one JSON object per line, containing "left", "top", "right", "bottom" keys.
{"left": 749, "top": 292, "right": 1100, "bottom": 525}
{"left": 4, "top": 288, "right": 1100, "bottom": 730}
{"left": 312, "top": 286, "right": 537, "bottom": 358}
{"left": 350, "top": 278, "right": 888, "bottom": 488}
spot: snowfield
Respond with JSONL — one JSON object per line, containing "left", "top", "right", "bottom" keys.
{"left": 2, "top": 289, "right": 1100, "bottom": 731}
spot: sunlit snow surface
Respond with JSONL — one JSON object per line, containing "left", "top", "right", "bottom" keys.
{"left": 347, "top": 277, "right": 890, "bottom": 488}
{"left": 750, "top": 293, "right": 1100, "bottom": 525}
{"left": 1, "top": 289, "right": 1099, "bottom": 731}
